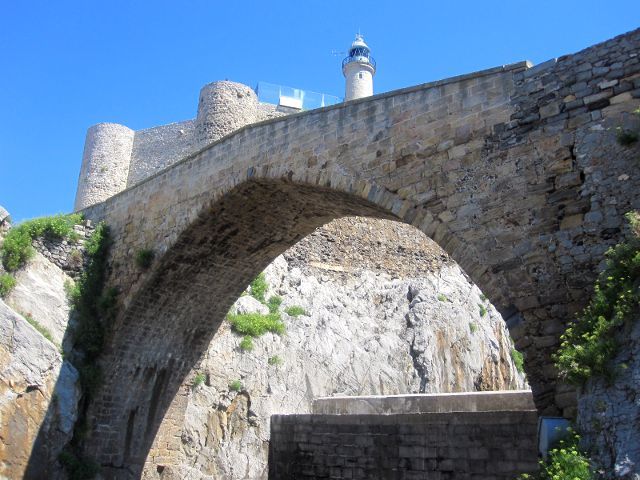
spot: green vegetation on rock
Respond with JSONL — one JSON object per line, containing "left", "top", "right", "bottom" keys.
{"left": 192, "top": 372, "right": 206, "bottom": 389}
{"left": 284, "top": 305, "right": 307, "bottom": 317}
{"left": 0, "top": 274, "right": 16, "bottom": 298}
{"left": 511, "top": 348, "right": 525, "bottom": 374}
{"left": 517, "top": 429, "right": 595, "bottom": 480}
{"left": 229, "top": 379, "right": 243, "bottom": 392}
{"left": 1, "top": 213, "right": 83, "bottom": 272}
{"left": 240, "top": 335, "right": 254, "bottom": 351}
{"left": 268, "top": 355, "right": 283, "bottom": 366}
{"left": 228, "top": 312, "right": 285, "bottom": 337}
{"left": 267, "top": 295, "right": 282, "bottom": 313}
{"left": 250, "top": 272, "right": 268, "bottom": 303}
{"left": 134, "top": 248, "right": 155, "bottom": 269}
{"left": 555, "top": 211, "right": 640, "bottom": 385}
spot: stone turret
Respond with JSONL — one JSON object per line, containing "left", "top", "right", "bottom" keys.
{"left": 74, "top": 123, "right": 134, "bottom": 211}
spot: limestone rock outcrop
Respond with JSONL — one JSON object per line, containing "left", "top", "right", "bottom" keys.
{"left": 152, "top": 217, "right": 527, "bottom": 479}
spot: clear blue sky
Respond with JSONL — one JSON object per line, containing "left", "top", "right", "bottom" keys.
{"left": 1, "top": 1, "right": 638, "bottom": 222}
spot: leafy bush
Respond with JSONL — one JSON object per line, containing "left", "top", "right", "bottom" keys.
{"left": 478, "top": 304, "right": 487, "bottom": 317}
{"left": 0, "top": 274, "right": 16, "bottom": 298}
{"left": 134, "top": 248, "right": 155, "bottom": 269}
{"left": 192, "top": 372, "right": 206, "bottom": 388}
{"left": 469, "top": 322, "right": 478, "bottom": 334}
{"left": 240, "top": 335, "right": 254, "bottom": 351}
{"left": 250, "top": 273, "right": 268, "bottom": 303}
{"left": 479, "top": 293, "right": 488, "bottom": 302}
{"left": 229, "top": 380, "right": 243, "bottom": 392}
{"left": 268, "top": 355, "right": 283, "bottom": 366}
{"left": 555, "top": 211, "right": 640, "bottom": 385}
{"left": 267, "top": 295, "right": 282, "bottom": 313}
{"left": 227, "top": 312, "right": 285, "bottom": 337}
{"left": 284, "top": 305, "right": 307, "bottom": 317}
{"left": 1, "top": 213, "right": 82, "bottom": 272}
{"left": 437, "top": 293, "right": 449, "bottom": 302}
{"left": 518, "top": 429, "right": 595, "bottom": 480}
{"left": 67, "top": 222, "right": 113, "bottom": 394}
{"left": 511, "top": 348, "right": 525, "bottom": 374}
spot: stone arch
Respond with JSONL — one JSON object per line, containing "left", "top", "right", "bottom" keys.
{"left": 78, "top": 174, "right": 532, "bottom": 477}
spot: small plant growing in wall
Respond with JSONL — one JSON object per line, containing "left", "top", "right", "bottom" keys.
{"left": 468, "top": 322, "right": 478, "bottom": 334}
{"left": 135, "top": 248, "right": 155, "bottom": 269}
{"left": 437, "top": 293, "right": 449, "bottom": 302}
{"left": 478, "top": 304, "right": 487, "bottom": 317}
{"left": 229, "top": 380, "right": 243, "bottom": 392}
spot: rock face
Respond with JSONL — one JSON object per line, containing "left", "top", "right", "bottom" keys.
{"left": 0, "top": 299, "right": 79, "bottom": 479}
{"left": 578, "top": 314, "right": 640, "bottom": 479}
{"left": 153, "top": 217, "right": 527, "bottom": 480}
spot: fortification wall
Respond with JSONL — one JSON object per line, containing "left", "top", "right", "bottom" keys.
{"left": 127, "top": 120, "right": 198, "bottom": 187}
{"left": 74, "top": 81, "right": 287, "bottom": 211}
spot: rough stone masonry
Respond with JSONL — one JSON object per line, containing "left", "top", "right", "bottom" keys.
{"left": 60, "top": 28, "right": 640, "bottom": 477}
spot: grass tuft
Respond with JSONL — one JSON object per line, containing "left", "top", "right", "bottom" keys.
{"left": 284, "top": 305, "right": 307, "bottom": 317}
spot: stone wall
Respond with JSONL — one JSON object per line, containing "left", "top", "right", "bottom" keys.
{"left": 128, "top": 120, "right": 199, "bottom": 187}
{"left": 269, "top": 393, "right": 539, "bottom": 479}
{"left": 74, "top": 81, "right": 287, "bottom": 209}
{"left": 72, "top": 29, "right": 640, "bottom": 475}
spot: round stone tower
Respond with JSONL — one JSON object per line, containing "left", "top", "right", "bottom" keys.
{"left": 196, "top": 81, "right": 259, "bottom": 143}
{"left": 74, "top": 123, "right": 134, "bottom": 211}
{"left": 342, "top": 34, "right": 376, "bottom": 101}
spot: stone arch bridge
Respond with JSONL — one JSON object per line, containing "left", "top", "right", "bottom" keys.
{"left": 56, "top": 29, "right": 640, "bottom": 477}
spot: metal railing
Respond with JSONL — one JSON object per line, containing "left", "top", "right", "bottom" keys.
{"left": 342, "top": 55, "right": 376, "bottom": 71}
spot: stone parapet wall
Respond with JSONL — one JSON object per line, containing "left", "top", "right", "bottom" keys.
{"left": 269, "top": 409, "right": 539, "bottom": 479}
{"left": 313, "top": 390, "right": 535, "bottom": 415}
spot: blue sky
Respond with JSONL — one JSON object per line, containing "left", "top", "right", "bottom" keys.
{"left": 1, "top": 1, "right": 638, "bottom": 222}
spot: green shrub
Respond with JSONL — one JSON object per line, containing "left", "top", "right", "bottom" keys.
{"left": 66, "top": 222, "right": 113, "bottom": 394}
{"left": 479, "top": 293, "right": 488, "bottom": 302}
{"left": 284, "top": 305, "right": 307, "bottom": 317}
{"left": 240, "top": 335, "right": 254, "bottom": 351}
{"left": 511, "top": 348, "right": 525, "bottom": 374}
{"left": 268, "top": 355, "right": 283, "bottom": 366}
{"left": 192, "top": 372, "right": 206, "bottom": 388}
{"left": 0, "top": 274, "right": 16, "bottom": 298}
{"left": 267, "top": 295, "right": 282, "bottom": 313}
{"left": 555, "top": 211, "right": 640, "bottom": 385}
{"left": 229, "top": 380, "right": 243, "bottom": 392}
{"left": 437, "top": 293, "right": 449, "bottom": 302}
{"left": 227, "top": 312, "right": 285, "bottom": 337}
{"left": 1, "top": 213, "right": 83, "bottom": 272}
{"left": 518, "top": 429, "right": 595, "bottom": 480}
{"left": 250, "top": 273, "right": 268, "bottom": 303}
{"left": 469, "top": 322, "right": 478, "bottom": 334}
{"left": 478, "top": 304, "right": 487, "bottom": 317}
{"left": 134, "top": 248, "right": 155, "bottom": 269}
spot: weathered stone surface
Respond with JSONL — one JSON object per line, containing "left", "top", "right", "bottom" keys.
{"left": 577, "top": 312, "right": 640, "bottom": 479}
{"left": 5, "top": 251, "right": 72, "bottom": 346}
{"left": 145, "top": 217, "right": 526, "bottom": 479}
{"left": 0, "top": 300, "right": 79, "bottom": 480}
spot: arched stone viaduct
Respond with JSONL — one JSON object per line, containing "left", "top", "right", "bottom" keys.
{"left": 70, "top": 29, "right": 639, "bottom": 477}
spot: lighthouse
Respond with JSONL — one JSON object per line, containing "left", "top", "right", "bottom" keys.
{"left": 342, "top": 34, "right": 376, "bottom": 101}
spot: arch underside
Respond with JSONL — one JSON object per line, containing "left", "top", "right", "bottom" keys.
{"left": 85, "top": 180, "right": 399, "bottom": 475}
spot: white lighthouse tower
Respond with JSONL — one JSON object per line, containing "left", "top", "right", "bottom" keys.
{"left": 342, "top": 34, "right": 376, "bottom": 101}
